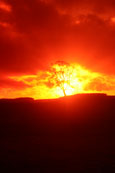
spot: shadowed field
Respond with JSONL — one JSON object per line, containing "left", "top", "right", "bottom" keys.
{"left": 0, "top": 94, "right": 115, "bottom": 172}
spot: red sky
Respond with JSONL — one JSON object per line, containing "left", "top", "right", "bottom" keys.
{"left": 0, "top": 0, "right": 115, "bottom": 99}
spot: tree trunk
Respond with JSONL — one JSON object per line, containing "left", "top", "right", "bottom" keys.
{"left": 62, "top": 88, "right": 66, "bottom": 96}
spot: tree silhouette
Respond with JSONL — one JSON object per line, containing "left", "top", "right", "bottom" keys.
{"left": 48, "top": 61, "right": 73, "bottom": 96}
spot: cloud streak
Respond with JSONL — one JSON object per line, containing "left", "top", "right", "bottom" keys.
{"left": 0, "top": 62, "right": 114, "bottom": 99}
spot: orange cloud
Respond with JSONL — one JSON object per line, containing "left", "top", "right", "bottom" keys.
{"left": 0, "top": 1, "right": 12, "bottom": 12}
{"left": 0, "top": 21, "right": 10, "bottom": 28}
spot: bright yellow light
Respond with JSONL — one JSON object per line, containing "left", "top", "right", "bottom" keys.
{"left": 46, "top": 62, "right": 101, "bottom": 97}
{"left": 3, "top": 61, "right": 115, "bottom": 99}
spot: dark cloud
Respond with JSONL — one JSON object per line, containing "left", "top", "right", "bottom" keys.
{"left": 0, "top": 0, "right": 115, "bottom": 80}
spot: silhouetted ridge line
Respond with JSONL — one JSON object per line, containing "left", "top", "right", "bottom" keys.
{"left": 0, "top": 93, "right": 114, "bottom": 103}
{"left": 0, "top": 97, "right": 34, "bottom": 103}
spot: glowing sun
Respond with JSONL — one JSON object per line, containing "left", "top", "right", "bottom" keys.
{"left": 5, "top": 61, "right": 115, "bottom": 99}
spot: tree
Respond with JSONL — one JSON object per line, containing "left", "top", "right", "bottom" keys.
{"left": 48, "top": 61, "right": 73, "bottom": 96}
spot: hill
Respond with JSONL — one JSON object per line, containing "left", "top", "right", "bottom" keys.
{"left": 0, "top": 94, "right": 115, "bottom": 172}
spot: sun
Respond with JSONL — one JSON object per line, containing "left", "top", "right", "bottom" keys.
{"left": 7, "top": 61, "right": 115, "bottom": 100}
{"left": 47, "top": 61, "right": 84, "bottom": 97}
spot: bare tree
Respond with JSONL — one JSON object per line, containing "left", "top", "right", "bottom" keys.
{"left": 48, "top": 61, "right": 73, "bottom": 96}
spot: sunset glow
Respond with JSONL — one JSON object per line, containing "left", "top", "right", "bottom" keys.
{"left": 0, "top": 1, "right": 115, "bottom": 172}
{"left": 0, "top": 0, "right": 115, "bottom": 99}
{"left": 0, "top": 61, "right": 114, "bottom": 100}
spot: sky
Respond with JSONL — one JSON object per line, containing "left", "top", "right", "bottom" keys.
{"left": 0, "top": 0, "right": 115, "bottom": 99}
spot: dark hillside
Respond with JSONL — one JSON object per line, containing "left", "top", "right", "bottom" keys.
{"left": 0, "top": 94, "right": 115, "bottom": 172}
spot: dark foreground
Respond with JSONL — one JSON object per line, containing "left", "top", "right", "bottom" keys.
{"left": 0, "top": 94, "right": 115, "bottom": 172}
